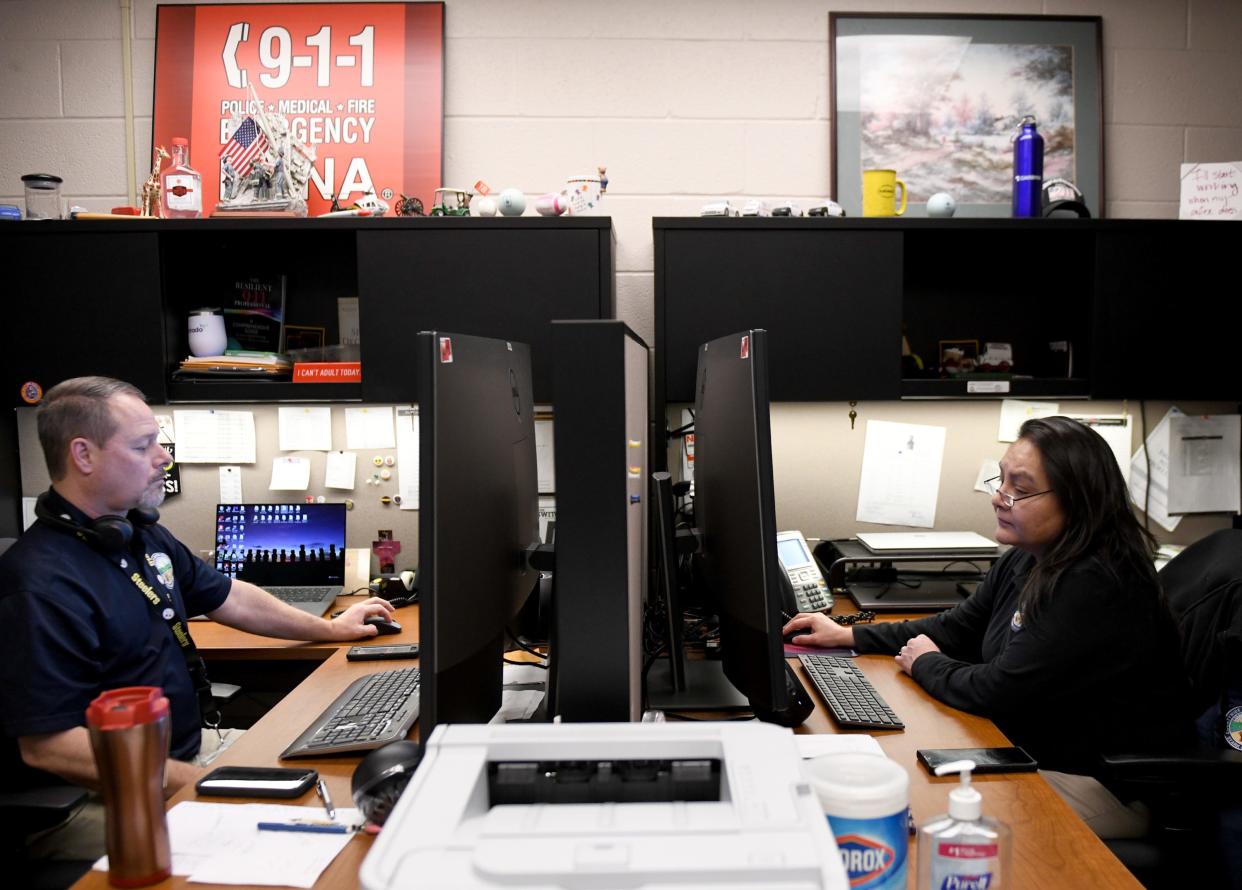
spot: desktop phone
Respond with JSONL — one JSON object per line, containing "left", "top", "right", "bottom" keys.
{"left": 776, "top": 530, "right": 833, "bottom": 613}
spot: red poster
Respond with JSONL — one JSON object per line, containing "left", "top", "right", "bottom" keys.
{"left": 153, "top": 2, "right": 443, "bottom": 216}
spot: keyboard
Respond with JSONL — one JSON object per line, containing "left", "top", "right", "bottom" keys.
{"left": 280, "top": 667, "right": 421, "bottom": 758}
{"left": 268, "top": 586, "right": 336, "bottom": 603}
{"left": 797, "top": 654, "right": 905, "bottom": 731}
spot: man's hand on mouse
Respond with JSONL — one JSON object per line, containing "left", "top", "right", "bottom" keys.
{"left": 328, "top": 597, "right": 396, "bottom": 640}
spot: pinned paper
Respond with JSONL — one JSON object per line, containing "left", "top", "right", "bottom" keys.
{"left": 1167, "top": 414, "right": 1241, "bottom": 514}
{"left": 535, "top": 417, "right": 555, "bottom": 494}
{"left": 345, "top": 406, "right": 395, "bottom": 449}
{"left": 973, "top": 458, "right": 1002, "bottom": 494}
{"left": 998, "top": 399, "right": 1059, "bottom": 442}
{"left": 219, "top": 466, "right": 243, "bottom": 503}
{"left": 1179, "top": 162, "right": 1242, "bottom": 220}
{"left": 325, "top": 451, "right": 357, "bottom": 490}
{"left": 395, "top": 406, "right": 419, "bottom": 509}
{"left": 269, "top": 456, "right": 311, "bottom": 491}
{"left": 1130, "top": 407, "right": 1184, "bottom": 532}
{"left": 155, "top": 414, "right": 175, "bottom": 445}
{"left": 172, "top": 410, "right": 256, "bottom": 464}
{"left": 1065, "top": 414, "right": 1133, "bottom": 485}
{"left": 278, "top": 406, "right": 332, "bottom": 452}
{"left": 856, "top": 420, "right": 946, "bottom": 528}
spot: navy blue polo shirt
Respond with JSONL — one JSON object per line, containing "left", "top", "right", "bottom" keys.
{"left": 0, "top": 490, "right": 231, "bottom": 762}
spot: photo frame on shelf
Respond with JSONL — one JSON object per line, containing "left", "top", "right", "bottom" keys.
{"left": 284, "top": 324, "right": 327, "bottom": 351}
{"left": 830, "top": 13, "right": 1103, "bottom": 218}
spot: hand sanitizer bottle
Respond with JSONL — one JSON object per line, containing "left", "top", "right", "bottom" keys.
{"left": 162, "top": 137, "right": 202, "bottom": 218}
{"left": 917, "top": 760, "right": 1011, "bottom": 890}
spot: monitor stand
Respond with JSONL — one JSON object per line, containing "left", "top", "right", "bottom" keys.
{"left": 647, "top": 658, "right": 750, "bottom": 712}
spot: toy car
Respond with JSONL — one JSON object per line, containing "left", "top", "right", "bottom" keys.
{"left": 430, "top": 188, "right": 472, "bottom": 217}
{"left": 770, "top": 201, "right": 803, "bottom": 217}
{"left": 807, "top": 200, "right": 846, "bottom": 218}
{"left": 740, "top": 200, "right": 770, "bottom": 217}
{"left": 699, "top": 200, "right": 736, "bottom": 217}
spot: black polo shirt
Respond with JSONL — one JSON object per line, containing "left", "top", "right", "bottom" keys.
{"left": 0, "top": 489, "right": 231, "bottom": 763}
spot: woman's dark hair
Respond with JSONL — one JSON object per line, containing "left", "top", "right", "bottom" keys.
{"left": 1016, "top": 416, "right": 1158, "bottom": 621}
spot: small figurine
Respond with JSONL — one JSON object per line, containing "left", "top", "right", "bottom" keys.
{"left": 351, "top": 191, "right": 390, "bottom": 216}
{"left": 598, "top": 166, "right": 608, "bottom": 195}
{"left": 395, "top": 194, "right": 425, "bottom": 217}
{"left": 329, "top": 192, "right": 343, "bottom": 213}
{"left": 220, "top": 155, "right": 240, "bottom": 201}
{"left": 430, "top": 188, "right": 472, "bottom": 216}
{"left": 141, "top": 146, "right": 170, "bottom": 218}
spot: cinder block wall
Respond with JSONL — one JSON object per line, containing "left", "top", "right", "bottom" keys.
{"left": 2, "top": 0, "right": 1239, "bottom": 542}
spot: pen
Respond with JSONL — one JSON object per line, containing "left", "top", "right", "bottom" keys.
{"left": 316, "top": 777, "right": 336, "bottom": 820}
{"left": 257, "top": 821, "right": 350, "bottom": 835}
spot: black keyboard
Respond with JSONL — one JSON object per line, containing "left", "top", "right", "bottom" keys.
{"left": 798, "top": 654, "right": 905, "bottom": 731}
{"left": 280, "top": 667, "right": 421, "bottom": 758}
{"left": 268, "top": 586, "right": 335, "bottom": 603}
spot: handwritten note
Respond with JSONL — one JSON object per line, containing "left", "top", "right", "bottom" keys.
{"left": 1179, "top": 162, "right": 1241, "bottom": 220}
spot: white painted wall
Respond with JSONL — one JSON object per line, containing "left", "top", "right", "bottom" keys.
{"left": 2, "top": 0, "right": 1238, "bottom": 544}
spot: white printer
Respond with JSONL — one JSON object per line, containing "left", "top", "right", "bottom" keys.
{"left": 359, "top": 721, "right": 847, "bottom": 889}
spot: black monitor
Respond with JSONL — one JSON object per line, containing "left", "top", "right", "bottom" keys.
{"left": 416, "top": 330, "right": 541, "bottom": 739}
{"left": 648, "top": 329, "right": 812, "bottom": 727}
{"left": 544, "top": 320, "right": 648, "bottom": 722}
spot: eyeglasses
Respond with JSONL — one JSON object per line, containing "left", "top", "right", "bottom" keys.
{"left": 983, "top": 475, "right": 1051, "bottom": 509}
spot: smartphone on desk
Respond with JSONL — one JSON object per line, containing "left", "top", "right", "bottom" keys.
{"left": 196, "top": 766, "right": 318, "bottom": 798}
{"left": 916, "top": 746, "right": 1038, "bottom": 774}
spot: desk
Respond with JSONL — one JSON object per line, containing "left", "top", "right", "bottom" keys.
{"left": 73, "top": 607, "right": 1139, "bottom": 889}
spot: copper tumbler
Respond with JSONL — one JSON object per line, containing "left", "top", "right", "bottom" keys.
{"left": 86, "top": 687, "right": 173, "bottom": 887}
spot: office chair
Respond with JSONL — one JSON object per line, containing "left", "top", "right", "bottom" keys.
{"left": 1099, "top": 529, "right": 1242, "bottom": 889}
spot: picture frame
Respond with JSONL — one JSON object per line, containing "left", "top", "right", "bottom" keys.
{"left": 830, "top": 13, "right": 1103, "bottom": 218}
{"left": 283, "top": 324, "right": 327, "bottom": 351}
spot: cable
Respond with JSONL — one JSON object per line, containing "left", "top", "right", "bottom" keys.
{"left": 505, "top": 626, "right": 548, "bottom": 661}
{"left": 504, "top": 658, "right": 547, "bottom": 669}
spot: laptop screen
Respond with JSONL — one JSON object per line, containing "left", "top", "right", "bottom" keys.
{"left": 214, "top": 503, "right": 347, "bottom": 586}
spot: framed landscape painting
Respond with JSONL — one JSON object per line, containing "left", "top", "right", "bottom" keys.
{"left": 830, "top": 14, "right": 1103, "bottom": 218}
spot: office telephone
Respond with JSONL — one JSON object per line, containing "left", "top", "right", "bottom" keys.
{"left": 776, "top": 530, "right": 833, "bottom": 613}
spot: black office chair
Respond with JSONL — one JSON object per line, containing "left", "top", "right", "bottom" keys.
{"left": 1099, "top": 528, "right": 1242, "bottom": 889}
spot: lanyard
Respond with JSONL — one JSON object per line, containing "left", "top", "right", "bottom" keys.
{"left": 121, "top": 545, "right": 221, "bottom": 730}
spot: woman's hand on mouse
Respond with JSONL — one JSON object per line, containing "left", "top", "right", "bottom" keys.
{"left": 781, "top": 612, "right": 854, "bottom": 648}
{"left": 330, "top": 597, "right": 396, "bottom": 640}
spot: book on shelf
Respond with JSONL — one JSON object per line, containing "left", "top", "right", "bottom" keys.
{"left": 223, "top": 275, "right": 286, "bottom": 353}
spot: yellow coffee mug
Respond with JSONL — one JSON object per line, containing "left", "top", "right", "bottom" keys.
{"left": 862, "top": 169, "right": 908, "bottom": 217}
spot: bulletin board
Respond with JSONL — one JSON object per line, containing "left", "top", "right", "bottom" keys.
{"left": 152, "top": 2, "right": 444, "bottom": 216}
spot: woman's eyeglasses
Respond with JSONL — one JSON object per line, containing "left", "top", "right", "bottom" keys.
{"left": 983, "top": 475, "right": 1052, "bottom": 509}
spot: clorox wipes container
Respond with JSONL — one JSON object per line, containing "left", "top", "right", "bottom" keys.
{"left": 804, "top": 753, "right": 909, "bottom": 890}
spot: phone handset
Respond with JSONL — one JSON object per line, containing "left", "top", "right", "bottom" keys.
{"left": 776, "top": 530, "right": 833, "bottom": 613}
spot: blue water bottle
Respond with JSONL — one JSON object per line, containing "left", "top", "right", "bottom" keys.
{"left": 1012, "top": 115, "right": 1044, "bottom": 217}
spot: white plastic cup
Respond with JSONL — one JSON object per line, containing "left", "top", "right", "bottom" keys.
{"left": 187, "top": 309, "right": 227, "bottom": 357}
{"left": 804, "top": 753, "right": 909, "bottom": 890}
{"left": 563, "top": 174, "right": 602, "bottom": 215}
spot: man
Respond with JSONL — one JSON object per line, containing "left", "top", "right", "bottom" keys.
{"left": 0, "top": 377, "right": 395, "bottom": 797}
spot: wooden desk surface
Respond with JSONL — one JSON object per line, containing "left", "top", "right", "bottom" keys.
{"left": 75, "top": 609, "right": 1139, "bottom": 890}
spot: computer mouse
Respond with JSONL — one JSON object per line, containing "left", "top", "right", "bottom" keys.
{"left": 364, "top": 616, "right": 402, "bottom": 635}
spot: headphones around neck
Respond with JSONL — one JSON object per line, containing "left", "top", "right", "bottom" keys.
{"left": 35, "top": 492, "right": 160, "bottom": 553}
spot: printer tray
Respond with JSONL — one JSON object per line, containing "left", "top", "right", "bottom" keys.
{"left": 844, "top": 577, "right": 967, "bottom": 612}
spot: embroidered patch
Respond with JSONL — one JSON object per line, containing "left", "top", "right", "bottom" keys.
{"left": 1226, "top": 706, "right": 1242, "bottom": 752}
{"left": 1009, "top": 610, "right": 1023, "bottom": 632}
{"left": 150, "top": 552, "right": 176, "bottom": 590}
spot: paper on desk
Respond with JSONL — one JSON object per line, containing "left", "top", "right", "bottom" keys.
{"left": 173, "top": 410, "right": 256, "bottom": 463}
{"left": 324, "top": 450, "right": 357, "bottom": 490}
{"left": 269, "top": 456, "right": 311, "bottom": 491}
{"left": 94, "top": 802, "right": 360, "bottom": 888}
{"left": 395, "top": 406, "right": 419, "bottom": 509}
{"left": 278, "top": 406, "right": 332, "bottom": 452}
{"left": 492, "top": 689, "right": 544, "bottom": 722}
{"left": 797, "top": 734, "right": 884, "bottom": 759}
{"left": 1167, "top": 414, "right": 1241, "bottom": 514}
{"left": 1065, "top": 414, "right": 1133, "bottom": 485}
{"left": 503, "top": 663, "right": 548, "bottom": 686}
{"left": 997, "top": 399, "right": 1059, "bottom": 442}
{"left": 535, "top": 417, "right": 555, "bottom": 494}
{"left": 856, "top": 420, "right": 945, "bottom": 528}
{"left": 345, "top": 406, "right": 395, "bottom": 449}
{"left": 219, "top": 466, "right": 244, "bottom": 503}
{"left": 1130, "top": 407, "right": 1183, "bottom": 533}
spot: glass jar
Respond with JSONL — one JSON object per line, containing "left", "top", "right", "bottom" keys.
{"left": 21, "top": 173, "right": 64, "bottom": 219}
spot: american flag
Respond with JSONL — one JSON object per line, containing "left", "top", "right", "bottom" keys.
{"left": 218, "top": 117, "right": 267, "bottom": 171}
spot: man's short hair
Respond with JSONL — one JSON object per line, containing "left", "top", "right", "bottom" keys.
{"left": 36, "top": 377, "right": 147, "bottom": 481}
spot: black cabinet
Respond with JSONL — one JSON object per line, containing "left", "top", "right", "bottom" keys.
{"left": 655, "top": 217, "right": 1239, "bottom": 411}
{"left": 655, "top": 219, "right": 903, "bottom": 407}
{"left": 4, "top": 217, "right": 614, "bottom": 407}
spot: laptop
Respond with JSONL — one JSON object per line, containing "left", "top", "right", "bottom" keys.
{"left": 856, "top": 531, "right": 999, "bottom": 555}
{"left": 213, "top": 503, "right": 347, "bottom": 616}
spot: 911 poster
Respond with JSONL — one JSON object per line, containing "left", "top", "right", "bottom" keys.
{"left": 152, "top": 2, "right": 443, "bottom": 216}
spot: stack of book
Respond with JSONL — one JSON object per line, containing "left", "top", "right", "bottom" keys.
{"left": 176, "top": 351, "right": 292, "bottom": 379}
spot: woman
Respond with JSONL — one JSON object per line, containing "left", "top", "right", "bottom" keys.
{"left": 784, "top": 416, "right": 1191, "bottom": 837}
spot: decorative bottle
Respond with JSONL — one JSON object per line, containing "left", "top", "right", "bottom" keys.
{"left": 1012, "top": 116, "right": 1044, "bottom": 218}
{"left": 161, "top": 137, "right": 203, "bottom": 219}
{"left": 917, "top": 760, "right": 1011, "bottom": 890}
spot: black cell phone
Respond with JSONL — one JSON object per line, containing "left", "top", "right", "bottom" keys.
{"left": 196, "top": 766, "right": 318, "bottom": 798}
{"left": 347, "top": 643, "right": 420, "bottom": 661}
{"left": 916, "top": 746, "right": 1038, "bottom": 774}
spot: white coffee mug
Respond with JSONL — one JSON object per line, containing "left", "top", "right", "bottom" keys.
{"left": 188, "top": 309, "right": 227, "bottom": 357}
